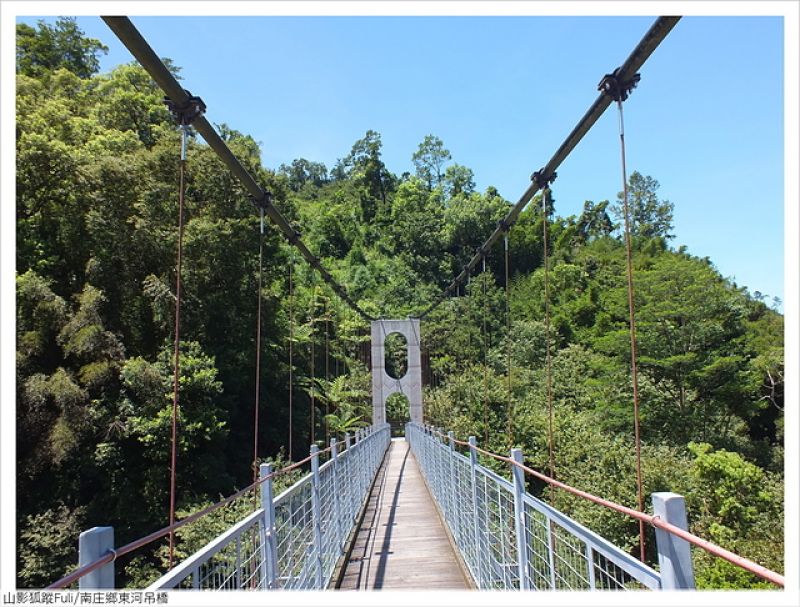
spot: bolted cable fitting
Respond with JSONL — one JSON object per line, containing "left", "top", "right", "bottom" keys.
{"left": 286, "top": 225, "right": 302, "bottom": 245}
{"left": 250, "top": 190, "right": 273, "bottom": 212}
{"left": 164, "top": 90, "right": 206, "bottom": 126}
{"left": 530, "top": 169, "right": 557, "bottom": 190}
{"left": 598, "top": 67, "right": 641, "bottom": 102}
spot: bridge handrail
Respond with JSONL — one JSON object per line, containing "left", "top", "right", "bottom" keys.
{"left": 47, "top": 427, "right": 387, "bottom": 590}
{"left": 519, "top": 491, "right": 661, "bottom": 588}
{"left": 145, "top": 508, "right": 265, "bottom": 590}
{"left": 451, "top": 445, "right": 661, "bottom": 588}
{"left": 423, "top": 424, "right": 785, "bottom": 588}
{"left": 408, "top": 422, "right": 661, "bottom": 590}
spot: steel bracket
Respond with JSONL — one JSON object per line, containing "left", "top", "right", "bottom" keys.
{"left": 598, "top": 67, "right": 641, "bottom": 102}
{"left": 164, "top": 90, "right": 206, "bottom": 125}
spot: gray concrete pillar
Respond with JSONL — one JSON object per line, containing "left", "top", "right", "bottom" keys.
{"left": 371, "top": 318, "right": 423, "bottom": 426}
{"left": 652, "top": 492, "right": 695, "bottom": 589}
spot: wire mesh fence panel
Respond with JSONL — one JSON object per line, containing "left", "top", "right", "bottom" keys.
{"left": 406, "top": 423, "right": 661, "bottom": 592}
{"left": 550, "top": 516, "right": 592, "bottom": 589}
{"left": 450, "top": 453, "right": 477, "bottom": 572}
{"left": 592, "top": 549, "right": 650, "bottom": 590}
{"left": 523, "top": 504, "right": 555, "bottom": 589}
{"left": 470, "top": 465, "right": 519, "bottom": 589}
{"left": 274, "top": 478, "right": 315, "bottom": 589}
{"left": 145, "top": 508, "right": 267, "bottom": 591}
{"left": 318, "top": 461, "right": 337, "bottom": 583}
{"left": 148, "top": 424, "right": 391, "bottom": 591}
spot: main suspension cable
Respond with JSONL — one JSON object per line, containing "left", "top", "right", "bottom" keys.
{"left": 416, "top": 16, "right": 680, "bottom": 320}
{"left": 102, "top": 16, "right": 376, "bottom": 323}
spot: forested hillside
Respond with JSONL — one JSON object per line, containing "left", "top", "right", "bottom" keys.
{"left": 16, "top": 19, "right": 784, "bottom": 589}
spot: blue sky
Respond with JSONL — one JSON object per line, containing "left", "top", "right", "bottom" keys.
{"left": 18, "top": 14, "right": 786, "bottom": 307}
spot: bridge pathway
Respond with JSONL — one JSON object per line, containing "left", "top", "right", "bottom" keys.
{"left": 337, "top": 438, "right": 471, "bottom": 590}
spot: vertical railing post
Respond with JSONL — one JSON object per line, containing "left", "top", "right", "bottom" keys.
{"left": 344, "top": 433, "right": 353, "bottom": 521}
{"left": 259, "top": 463, "right": 278, "bottom": 589}
{"left": 469, "top": 436, "right": 483, "bottom": 589}
{"left": 432, "top": 427, "right": 441, "bottom": 499}
{"left": 585, "top": 545, "right": 596, "bottom": 590}
{"left": 437, "top": 427, "right": 445, "bottom": 501}
{"left": 354, "top": 429, "right": 361, "bottom": 495}
{"left": 366, "top": 427, "right": 372, "bottom": 487}
{"left": 429, "top": 427, "right": 437, "bottom": 495}
{"left": 652, "top": 492, "right": 695, "bottom": 589}
{"left": 78, "top": 527, "right": 114, "bottom": 589}
{"left": 359, "top": 429, "right": 366, "bottom": 494}
{"left": 447, "top": 431, "right": 456, "bottom": 527}
{"left": 546, "top": 517, "right": 557, "bottom": 590}
{"left": 235, "top": 535, "right": 242, "bottom": 588}
{"left": 331, "top": 438, "right": 344, "bottom": 552}
{"left": 510, "top": 449, "right": 531, "bottom": 590}
{"left": 310, "top": 445, "right": 324, "bottom": 588}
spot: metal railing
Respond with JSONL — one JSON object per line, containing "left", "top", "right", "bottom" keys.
{"left": 150, "top": 423, "right": 390, "bottom": 590}
{"left": 68, "top": 424, "right": 390, "bottom": 590}
{"left": 406, "top": 422, "right": 666, "bottom": 590}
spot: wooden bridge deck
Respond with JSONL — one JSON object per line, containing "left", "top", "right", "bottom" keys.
{"left": 337, "top": 438, "right": 471, "bottom": 590}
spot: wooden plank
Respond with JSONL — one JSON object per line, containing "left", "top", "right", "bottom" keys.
{"left": 337, "top": 440, "right": 471, "bottom": 590}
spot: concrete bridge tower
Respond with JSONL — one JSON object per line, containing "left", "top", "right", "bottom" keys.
{"left": 370, "top": 319, "right": 423, "bottom": 426}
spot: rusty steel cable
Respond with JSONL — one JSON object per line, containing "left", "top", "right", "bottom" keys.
{"left": 310, "top": 286, "right": 316, "bottom": 446}
{"left": 252, "top": 207, "right": 265, "bottom": 489}
{"left": 288, "top": 251, "right": 294, "bottom": 461}
{"left": 617, "top": 97, "right": 646, "bottom": 563}
{"left": 167, "top": 123, "right": 189, "bottom": 570}
{"left": 504, "top": 232, "right": 513, "bottom": 445}
{"left": 482, "top": 258, "right": 489, "bottom": 444}
{"left": 542, "top": 186, "right": 556, "bottom": 503}
{"left": 426, "top": 428, "right": 783, "bottom": 588}
{"left": 325, "top": 298, "right": 330, "bottom": 445}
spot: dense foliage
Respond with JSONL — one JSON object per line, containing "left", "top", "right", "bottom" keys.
{"left": 16, "top": 19, "right": 783, "bottom": 589}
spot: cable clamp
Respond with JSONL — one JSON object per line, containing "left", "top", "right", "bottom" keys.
{"left": 597, "top": 67, "right": 641, "bottom": 102}
{"left": 497, "top": 218, "right": 510, "bottom": 233}
{"left": 164, "top": 90, "right": 206, "bottom": 125}
{"left": 251, "top": 190, "right": 273, "bottom": 211}
{"left": 530, "top": 169, "right": 557, "bottom": 189}
{"left": 287, "top": 225, "right": 302, "bottom": 244}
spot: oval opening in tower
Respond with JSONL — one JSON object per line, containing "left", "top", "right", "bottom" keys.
{"left": 384, "top": 332, "right": 408, "bottom": 379}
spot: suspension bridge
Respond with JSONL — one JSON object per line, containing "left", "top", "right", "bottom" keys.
{"left": 43, "top": 15, "right": 786, "bottom": 592}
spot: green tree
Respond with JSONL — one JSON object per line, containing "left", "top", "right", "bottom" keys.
{"left": 279, "top": 158, "right": 329, "bottom": 191}
{"left": 384, "top": 178, "right": 447, "bottom": 282}
{"left": 443, "top": 163, "right": 476, "bottom": 198}
{"left": 16, "top": 17, "right": 108, "bottom": 79}
{"left": 576, "top": 200, "right": 615, "bottom": 242}
{"left": 412, "top": 134, "right": 451, "bottom": 190}
{"left": 612, "top": 171, "right": 674, "bottom": 240}
{"left": 334, "top": 130, "right": 395, "bottom": 215}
